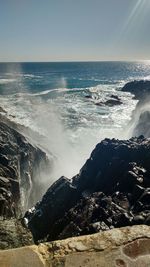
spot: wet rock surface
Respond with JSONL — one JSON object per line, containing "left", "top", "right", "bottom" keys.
{"left": 122, "top": 80, "right": 150, "bottom": 99}
{"left": 122, "top": 80, "right": 150, "bottom": 139}
{"left": 0, "top": 218, "right": 33, "bottom": 249}
{"left": 25, "top": 136, "right": 150, "bottom": 243}
{"left": 95, "top": 95, "right": 122, "bottom": 107}
{"left": 85, "top": 93, "right": 122, "bottom": 107}
{"left": 0, "top": 113, "right": 52, "bottom": 249}
{"left": 1, "top": 79, "right": 150, "bottom": 251}
{"left": 0, "top": 120, "right": 50, "bottom": 217}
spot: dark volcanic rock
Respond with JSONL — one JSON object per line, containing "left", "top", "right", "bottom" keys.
{"left": 95, "top": 98, "right": 122, "bottom": 107}
{"left": 122, "top": 80, "right": 150, "bottom": 99}
{"left": 122, "top": 80, "right": 150, "bottom": 138}
{"left": 95, "top": 94, "right": 122, "bottom": 107}
{"left": 0, "top": 121, "right": 51, "bottom": 217}
{"left": 0, "top": 114, "right": 53, "bottom": 249}
{"left": 84, "top": 92, "right": 122, "bottom": 107}
{"left": 24, "top": 136, "right": 150, "bottom": 243}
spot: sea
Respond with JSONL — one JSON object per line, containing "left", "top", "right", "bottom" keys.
{"left": 0, "top": 61, "right": 150, "bottom": 181}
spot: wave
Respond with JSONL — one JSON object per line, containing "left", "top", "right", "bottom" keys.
{"left": 9, "top": 87, "right": 88, "bottom": 98}
{"left": 4, "top": 73, "right": 42, "bottom": 79}
{"left": 30, "top": 87, "right": 86, "bottom": 96}
{"left": 0, "top": 81, "right": 138, "bottom": 181}
{"left": 23, "top": 74, "right": 42, "bottom": 78}
{"left": 0, "top": 78, "right": 16, "bottom": 84}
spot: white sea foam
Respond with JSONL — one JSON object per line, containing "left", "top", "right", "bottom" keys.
{"left": 23, "top": 74, "right": 42, "bottom": 78}
{"left": 0, "top": 79, "right": 138, "bottom": 208}
{"left": 4, "top": 73, "right": 42, "bottom": 79}
{"left": 0, "top": 78, "right": 16, "bottom": 84}
{"left": 2, "top": 62, "right": 150, "bottom": 208}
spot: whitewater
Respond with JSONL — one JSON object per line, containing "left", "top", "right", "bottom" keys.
{"left": 0, "top": 61, "right": 150, "bottom": 186}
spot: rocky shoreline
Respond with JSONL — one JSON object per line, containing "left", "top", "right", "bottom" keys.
{"left": 0, "top": 80, "right": 150, "bottom": 250}
{"left": 24, "top": 136, "right": 150, "bottom": 243}
{"left": 0, "top": 111, "right": 52, "bottom": 249}
{"left": 23, "top": 80, "right": 150, "bottom": 243}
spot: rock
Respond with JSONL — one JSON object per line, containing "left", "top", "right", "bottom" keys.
{"left": 0, "top": 107, "right": 7, "bottom": 114}
{"left": 105, "top": 99, "right": 122, "bottom": 106}
{"left": 0, "top": 113, "right": 53, "bottom": 249}
{"left": 0, "top": 225, "right": 150, "bottom": 267}
{"left": 132, "top": 215, "right": 145, "bottom": 224}
{"left": 25, "top": 176, "right": 78, "bottom": 242}
{"left": 24, "top": 136, "right": 150, "bottom": 243}
{"left": 122, "top": 80, "right": 150, "bottom": 99}
{"left": 145, "top": 214, "right": 150, "bottom": 225}
{"left": 85, "top": 94, "right": 92, "bottom": 99}
{"left": 110, "top": 94, "right": 121, "bottom": 100}
{"left": 122, "top": 80, "right": 150, "bottom": 139}
{"left": 95, "top": 98, "right": 122, "bottom": 107}
{"left": 0, "top": 218, "right": 33, "bottom": 250}
{"left": 139, "top": 190, "right": 150, "bottom": 205}
{"left": 0, "top": 120, "right": 52, "bottom": 218}
{"left": 132, "top": 185, "right": 145, "bottom": 201}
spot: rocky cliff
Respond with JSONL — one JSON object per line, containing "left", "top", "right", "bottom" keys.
{"left": 23, "top": 80, "right": 150, "bottom": 244}
{"left": 0, "top": 116, "right": 52, "bottom": 216}
{"left": 24, "top": 136, "right": 150, "bottom": 243}
{"left": 1, "top": 80, "right": 150, "bottom": 251}
{"left": 0, "top": 112, "right": 52, "bottom": 249}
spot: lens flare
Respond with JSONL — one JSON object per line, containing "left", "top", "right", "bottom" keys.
{"left": 122, "top": 0, "right": 147, "bottom": 34}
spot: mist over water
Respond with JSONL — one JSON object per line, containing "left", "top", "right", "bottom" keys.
{"left": 127, "top": 96, "right": 150, "bottom": 138}
{"left": 0, "top": 61, "right": 150, "bottom": 206}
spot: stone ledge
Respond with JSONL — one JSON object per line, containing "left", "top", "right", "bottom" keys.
{"left": 0, "top": 225, "right": 150, "bottom": 267}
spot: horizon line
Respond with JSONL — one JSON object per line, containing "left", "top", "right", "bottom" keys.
{"left": 0, "top": 59, "right": 150, "bottom": 64}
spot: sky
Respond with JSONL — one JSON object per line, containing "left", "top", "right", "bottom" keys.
{"left": 0, "top": 0, "right": 150, "bottom": 62}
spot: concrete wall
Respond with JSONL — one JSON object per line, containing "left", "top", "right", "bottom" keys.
{"left": 0, "top": 225, "right": 150, "bottom": 267}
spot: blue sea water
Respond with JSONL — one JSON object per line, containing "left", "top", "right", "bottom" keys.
{"left": 0, "top": 61, "right": 150, "bottom": 179}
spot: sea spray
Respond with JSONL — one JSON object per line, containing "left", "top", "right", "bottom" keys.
{"left": 1, "top": 62, "right": 144, "bottom": 209}
{"left": 128, "top": 98, "right": 150, "bottom": 138}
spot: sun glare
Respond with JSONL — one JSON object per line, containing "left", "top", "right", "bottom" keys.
{"left": 122, "top": 0, "right": 147, "bottom": 33}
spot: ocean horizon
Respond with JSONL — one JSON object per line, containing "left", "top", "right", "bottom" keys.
{"left": 0, "top": 61, "right": 150, "bottom": 179}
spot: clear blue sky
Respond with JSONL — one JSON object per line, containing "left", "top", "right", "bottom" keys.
{"left": 0, "top": 0, "right": 150, "bottom": 62}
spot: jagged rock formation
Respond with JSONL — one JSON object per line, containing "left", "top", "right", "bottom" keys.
{"left": 0, "top": 120, "right": 51, "bottom": 216}
{"left": 0, "top": 112, "right": 53, "bottom": 249}
{"left": 24, "top": 136, "right": 150, "bottom": 243}
{"left": 1, "top": 79, "right": 150, "bottom": 251}
{"left": 0, "top": 225, "right": 150, "bottom": 267}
